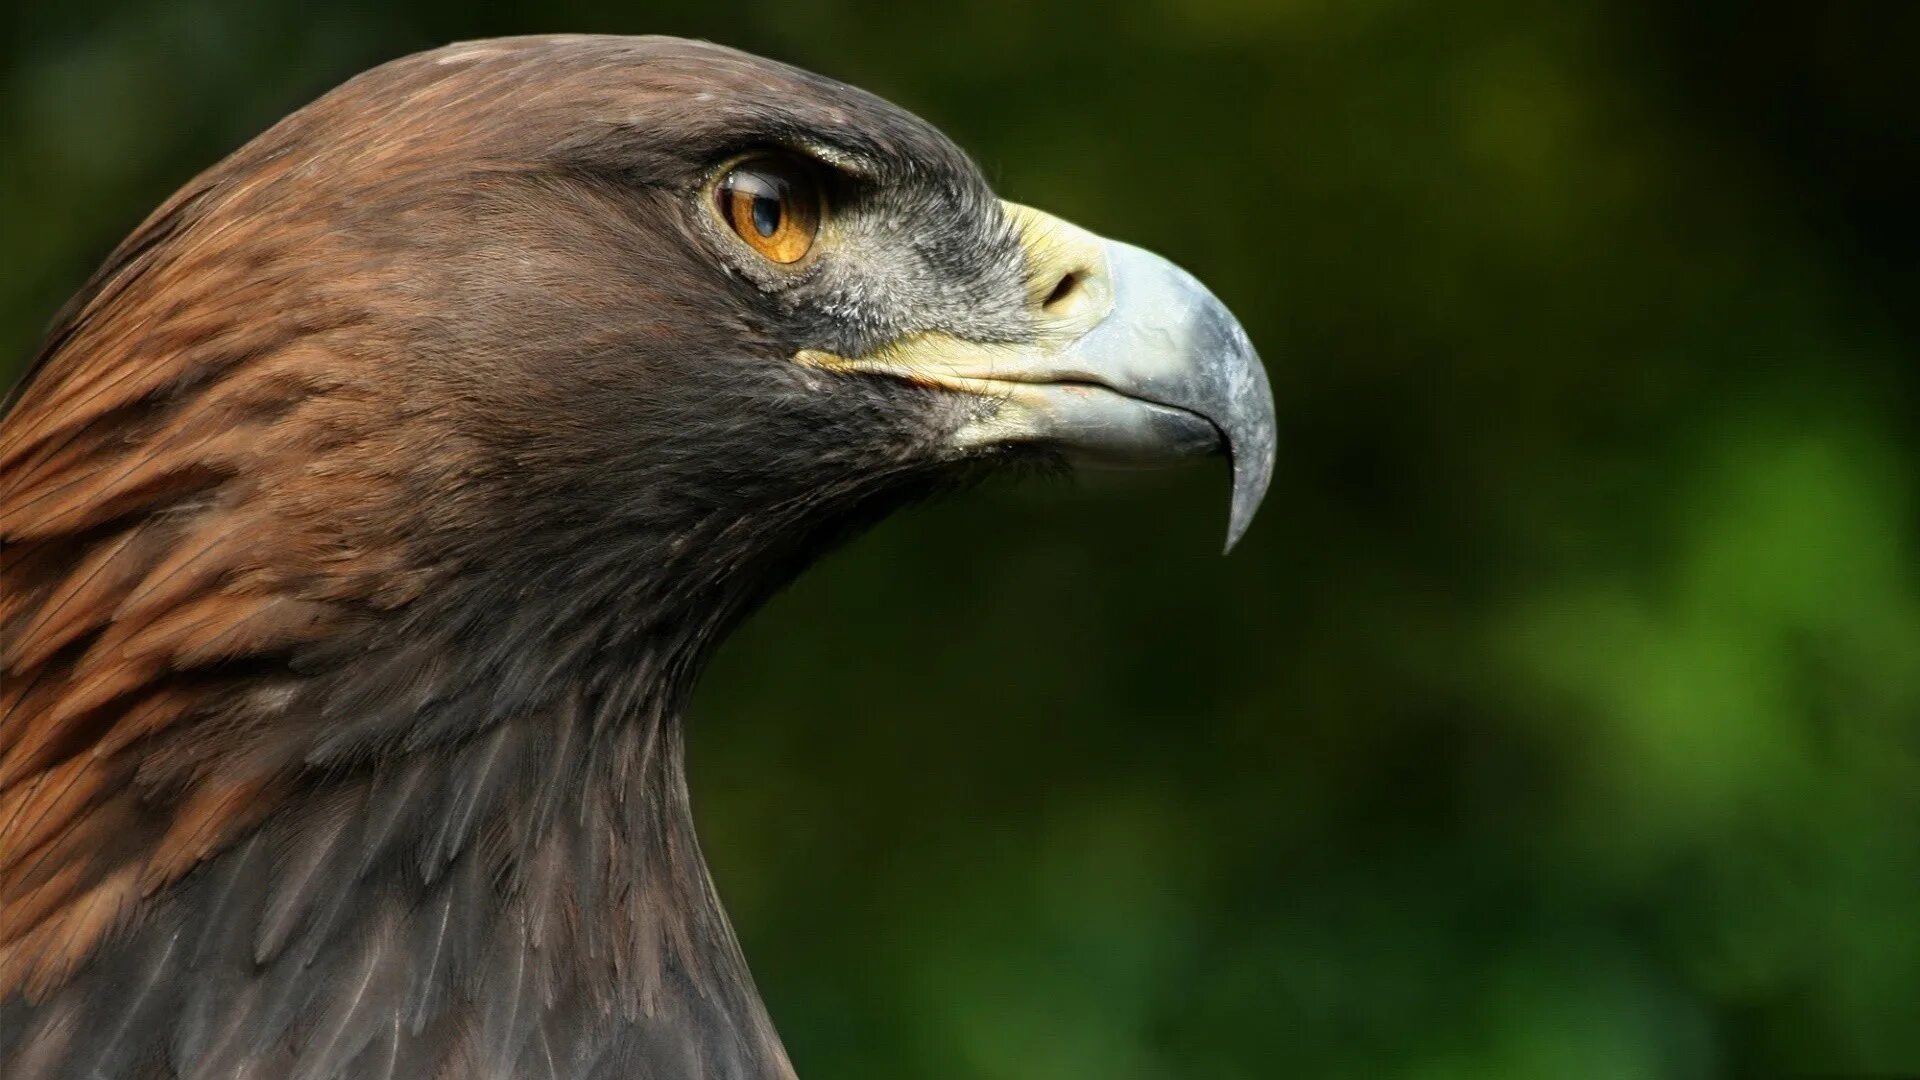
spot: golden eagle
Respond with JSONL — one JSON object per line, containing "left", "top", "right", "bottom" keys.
{"left": 0, "top": 35, "right": 1272, "bottom": 1080}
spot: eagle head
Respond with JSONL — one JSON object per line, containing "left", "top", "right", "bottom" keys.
{"left": 0, "top": 35, "right": 1273, "bottom": 1080}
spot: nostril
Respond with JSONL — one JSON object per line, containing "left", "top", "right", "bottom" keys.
{"left": 1042, "top": 270, "right": 1082, "bottom": 312}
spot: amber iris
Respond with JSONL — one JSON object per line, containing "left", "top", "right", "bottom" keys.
{"left": 715, "top": 157, "right": 822, "bottom": 264}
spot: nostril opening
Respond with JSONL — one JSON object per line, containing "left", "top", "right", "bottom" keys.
{"left": 1042, "top": 271, "right": 1082, "bottom": 312}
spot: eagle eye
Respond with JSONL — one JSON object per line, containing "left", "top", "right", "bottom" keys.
{"left": 714, "top": 156, "right": 822, "bottom": 265}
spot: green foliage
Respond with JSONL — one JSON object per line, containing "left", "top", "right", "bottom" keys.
{"left": 4, "top": 3, "right": 1913, "bottom": 1076}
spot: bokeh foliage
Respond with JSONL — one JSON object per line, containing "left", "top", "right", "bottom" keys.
{"left": 4, "top": 2, "right": 1916, "bottom": 1077}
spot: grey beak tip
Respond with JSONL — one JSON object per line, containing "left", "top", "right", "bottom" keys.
{"left": 1216, "top": 334, "right": 1276, "bottom": 556}
{"left": 1221, "top": 451, "right": 1273, "bottom": 554}
{"left": 1223, "top": 511, "right": 1252, "bottom": 555}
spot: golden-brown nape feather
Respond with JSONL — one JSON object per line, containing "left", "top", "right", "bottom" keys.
{"left": 0, "top": 139, "right": 403, "bottom": 998}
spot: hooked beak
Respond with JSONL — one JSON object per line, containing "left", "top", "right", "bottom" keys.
{"left": 801, "top": 203, "right": 1277, "bottom": 552}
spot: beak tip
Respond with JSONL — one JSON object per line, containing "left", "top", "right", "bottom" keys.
{"left": 1218, "top": 355, "right": 1276, "bottom": 557}
{"left": 1221, "top": 457, "right": 1272, "bottom": 555}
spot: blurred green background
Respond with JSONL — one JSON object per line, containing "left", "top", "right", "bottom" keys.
{"left": 4, "top": 2, "right": 1917, "bottom": 1077}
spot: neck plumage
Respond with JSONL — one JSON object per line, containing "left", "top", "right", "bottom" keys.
{"left": 3, "top": 584, "right": 799, "bottom": 1080}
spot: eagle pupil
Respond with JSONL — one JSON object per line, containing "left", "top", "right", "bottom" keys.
{"left": 751, "top": 193, "right": 781, "bottom": 237}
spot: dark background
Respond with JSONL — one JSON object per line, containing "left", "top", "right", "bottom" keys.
{"left": 4, "top": 2, "right": 1918, "bottom": 1077}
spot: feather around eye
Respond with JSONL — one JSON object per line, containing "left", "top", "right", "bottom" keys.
{"left": 713, "top": 156, "right": 822, "bottom": 264}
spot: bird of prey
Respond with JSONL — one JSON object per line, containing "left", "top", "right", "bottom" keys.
{"left": 0, "top": 34, "right": 1273, "bottom": 1080}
